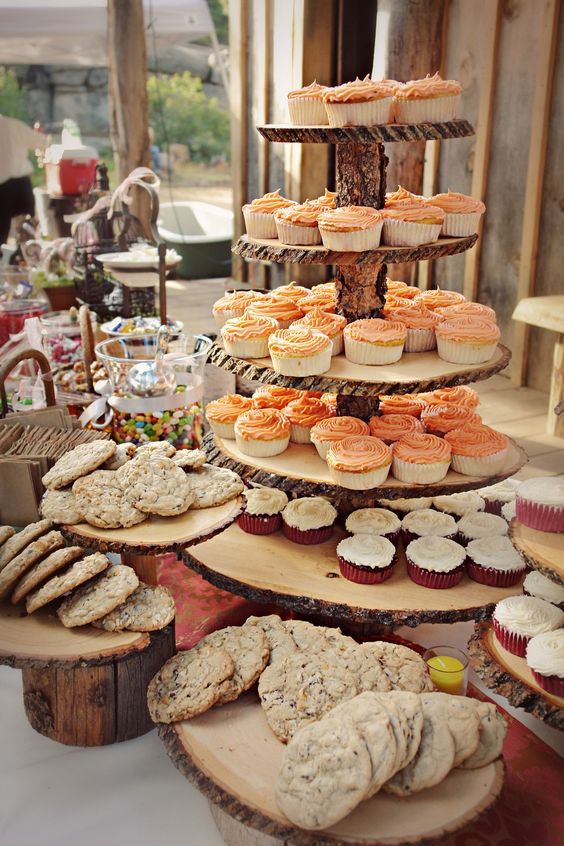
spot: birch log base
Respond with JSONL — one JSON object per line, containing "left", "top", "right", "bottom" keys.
{"left": 509, "top": 519, "right": 564, "bottom": 586}
{"left": 257, "top": 120, "right": 475, "bottom": 144}
{"left": 158, "top": 694, "right": 504, "bottom": 846}
{"left": 0, "top": 603, "right": 175, "bottom": 745}
{"left": 469, "top": 622, "right": 564, "bottom": 732}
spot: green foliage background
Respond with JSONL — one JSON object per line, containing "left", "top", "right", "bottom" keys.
{"left": 0, "top": 67, "right": 29, "bottom": 120}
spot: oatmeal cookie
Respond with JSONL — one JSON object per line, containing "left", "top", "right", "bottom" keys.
{"left": 425, "top": 692, "right": 481, "bottom": 766}
{"left": 0, "top": 526, "right": 15, "bottom": 547}
{"left": 183, "top": 464, "right": 244, "bottom": 509}
{"left": 119, "top": 457, "right": 193, "bottom": 517}
{"left": 57, "top": 564, "right": 139, "bottom": 627}
{"left": 40, "top": 489, "right": 83, "bottom": 525}
{"left": 458, "top": 701, "right": 507, "bottom": 769}
{"left": 103, "top": 443, "right": 137, "bottom": 470}
{"left": 26, "top": 552, "right": 109, "bottom": 614}
{"left": 73, "top": 470, "right": 147, "bottom": 528}
{"left": 244, "top": 615, "right": 297, "bottom": 665}
{"left": 172, "top": 448, "right": 207, "bottom": 470}
{"left": 361, "top": 641, "right": 435, "bottom": 693}
{"left": 147, "top": 649, "right": 235, "bottom": 723}
{"left": 0, "top": 530, "right": 65, "bottom": 600}
{"left": 193, "top": 624, "right": 269, "bottom": 704}
{"left": 93, "top": 583, "right": 175, "bottom": 632}
{"left": 42, "top": 441, "right": 116, "bottom": 490}
{"left": 0, "top": 520, "right": 52, "bottom": 570}
{"left": 11, "top": 546, "right": 84, "bottom": 604}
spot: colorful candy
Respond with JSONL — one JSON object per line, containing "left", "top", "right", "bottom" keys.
{"left": 112, "top": 387, "right": 204, "bottom": 448}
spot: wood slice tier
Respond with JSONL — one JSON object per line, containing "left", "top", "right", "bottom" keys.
{"left": 469, "top": 622, "right": 564, "bottom": 732}
{"left": 182, "top": 524, "right": 520, "bottom": 628}
{"left": 159, "top": 692, "right": 503, "bottom": 846}
{"left": 257, "top": 119, "right": 475, "bottom": 145}
{"left": 206, "top": 343, "right": 511, "bottom": 397}
{"left": 204, "top": 433, "right": 527, "bottom": 507}
{"left": 232, "top": 234, "right": 478, "bottom": 266}
{"left": 508, "top": 519, "right": 564, "bottom": 586}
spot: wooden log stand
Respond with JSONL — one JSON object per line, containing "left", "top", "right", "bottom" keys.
{"left": 509, "top": 518, "right": 564, "bottom": 587}
{"left": 0, "top": 603, "right": 175, "bottom": 746}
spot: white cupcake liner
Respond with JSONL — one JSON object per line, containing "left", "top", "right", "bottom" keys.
{"left": 235, "top": 432, "right": 290, "bottom": 457}
{"left": 382, "top": 218, "right": 442, "bottom": 247}
{"left": 319, "top": 221, "right": 383, "bottom": 252}
{"left": 329, "top": 332, "right": 344, "bottom": 356}
{"left": 324, "top": 98, "right": 393, "bottom": 127}
{"left": 344, "top": 334, "right": 404, "bottom": 365}
{"left": 243, "top": 209, "right": 278, "bottom": 239}
{"left": 289, "top": 423, "right": 313, "bottom": 444}
{"left": 270, "top": 345, "right": 332, "bottom": 376}
{"left": 222, "top": 335, "right": 271, "bottom": 359}
{"left": 213, "top": 307, "right": 245, "bottom": 328}
{"left": 328, "top": 462, "right": 392, "bottom": 490}
{"left": 275, "top": 219, "right": 322, "bottom": 246}
{"left": 436, "top": 336, "right": 498, "bottom": 364}
{"left": 451, "top": 448, "right": 509, "bottom": 477}
{"left": 393, "top": 94, "right": 461, "bottom": 124}
{"left": 208, "top": 419, "right": 236, "bottom": 440}
{"left": 441, "top": 212, "right": 482, "bottom": 237}
{"left": 288, "top": 97, "right": 328, "bottom": 126}
{"left": 392, "top": 456, "right": 451, "bottom": 483}
{"left": 311, "top": 437, "right": 331, "bottom": 460}
{"left": 404, "top": 327, "right": 437, "bottom": 353}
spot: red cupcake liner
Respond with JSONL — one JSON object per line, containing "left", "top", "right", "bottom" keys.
{"left": 483, "top": 500, "right": 504, "bottom": 517}
{"left": 237, "top": 512, "right": 281, "bottom": 535}
{"left": 406, "top": 559, "right": 464, "bottom": 589}
{"left": 466, "top": 559, "right": 524, "bottom": 587}
{"left": 492, "top": 618, "right": 529, "bottom": 657}
{"left": 282, "top": 522, "right": 334, "bottom": 545}
{"left": 530, "top": 670, "right": 564, "bottom": 698}
{"left": 515, "top": 499, "right": 564, "bottom": 533}
{"left": 338, "top": 557, "right": 395, "bottom": 584}
{"left": 402, "top": 529, "right": 456, "bottom": 546}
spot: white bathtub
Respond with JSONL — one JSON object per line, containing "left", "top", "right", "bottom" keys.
{"left": 157, "top": 201, "right": 234, "bottom": 279}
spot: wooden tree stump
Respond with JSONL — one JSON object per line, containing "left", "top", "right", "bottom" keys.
{"left": 336, "top": 394, "right": 380, "bottom": 420}
{"left": 335, "top": 142, "right": 387, "bottom": 208}
{"left": 335, "top": 264, "right": 388, "bottom": 321}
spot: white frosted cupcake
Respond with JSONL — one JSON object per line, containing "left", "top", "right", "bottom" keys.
{"left": 274, "top": 202, "right": 322, "bottom": 246}
{"left": 238, "top": 488, "right": 289, "bottom": 535}
{"left": 205, "top": 393, "right": 254, "bottom": 440}
{"left": 523, "top": 572, "right": 564, "bottom": 610}
{"left": 345, "top": 508, "right": 401, "bottom": 543}
{"left": 213, "top": 290, "right": 264, "bottom": 328}
{"left": 318, "top": 206, "right": 384, "bottom": 252}
{"left": 515, "top": 476, "right": 564, "bottom": 533}
{"left": 344, "top": 318, "right": 407, "bottom": 365}
{"left": 502, "top": 501, "right": 517, "bottom": 523}
{"left": 458, "top": 511, "right": 508, "bottom": 543}
{"left": 378, "top": 496, "right": 433, "bottom": 514}
{"left": 433, "top": 491, "right": 485, "bottom": 517}
{"left": 465, "top": 536, "right": 526, "bottom": 587}
{"left": 322, "top": 76, "right": 393, "bottom": 127}
{"left": 381, "top": 203, "right": 445, "bottom": 248}
{"left": 326, "top": 436, "right": 392, "bottom": 490}
{"left": 281, "top": 496, "right": 337, "bottom": 545}
{"left": 392, "top": 433, "right": 452, "bottom": 484}
{"left": 444, "top": 425, "right": 509, "bottom": 477}
{"left": 268, "top": 326, "right": 332, "bottom": 376}
{"left": 526, "top": 630, "right": 564, "bottom": 697}
{"left": 435, "top": 316, "right": 501, "bottom": 365}
{"left": 310, "top": 416, "right": 370, "bottom": 460}
{"left": 478, "top": 477, "right": 522, "bottom": 516}
{"left": 393, "top": 72, "right": 462, "bottom": 124}
{"left": 493, "top": 595, "right": 564, "bottom": 657}
{"left": 291, "top": 307, "right": 347, "bottom": 357}
{"left": 426, "top": 191, "right": 486, "bottom": 237}
{"left": 401, "top": 508, "right": 457, "bottom": 544}
{"left": 234, "top": 408, "right": 291, "bottom": 457}
{"left": 282, "top": 395, "right": 334, "bottom": 444}
{"left": 337, "top": 534, "right": 397, "bottom": 584}
{"left": 242, "top": 190, "right": 297, "bottom": 239}
{"left": 221, "top": 314, "right": 279, "bottom": 359}
{"left": 287, "top": 80, "right": 329, "bottom": 125}
{"left": 405, "top": 536, "right": 466, "bottom": 589}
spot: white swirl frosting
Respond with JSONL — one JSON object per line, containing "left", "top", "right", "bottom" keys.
{"left": 345, "top": 508, "right": 401, "bottom": 536}
{"left": 337, "top": 534, "right": 396, "bottom": 569}
{"left": 433, "top": 491, "right": 485, "bottom": 517}
{"left": 526, "top": 629, "right": 564, "bottom": 679}
{"left": 406, "top": 536, "right": 466, "bottom": 572}
{"left": 465, "top": 536, "right": 525, "bottom": 571}
{"left": 494, "top": 596, "right": 564, "bottom": 636}
{"left": 517, "top": 476, "right": 564, "bottom": 507}
{"left": 523, "top": 572, "right": 564, "bottom": 607}
{"left": 378, "top": 496, "right": 433, "bottom": 513}
{"left": 501, "top": 501, "right": 516, "bottom": 522}
{"left": 458, "top": 512, "right": 508, "bottom": 539}
{"left": 402, "top": 509, "right": 457, "bottom": 537}
{"left": 243, "top": 488, "right": 288, "bottom": 516}
{"left": 478, "top": 478, "right": 522, "bottom": 504}
{"left": 282, "top": 496, "right": 337, "bottom": 530}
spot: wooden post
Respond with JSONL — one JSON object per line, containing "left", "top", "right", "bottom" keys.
{"left": 229, "top": 0, "right": 249, "bottom": 284}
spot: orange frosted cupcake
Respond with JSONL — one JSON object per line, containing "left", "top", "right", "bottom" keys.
{"left": 322, "top": 75, "right": 394, "bottom": 126}
{"left": 213, "top": 290, "right": 264, "bottom": 327}
{"left": 369, "top": 413, "right": 424, "bottom": 444}
{"left": 291, "top": 307, "right": 347, "bottom": 356}
{"left": 378, "top": 394, "right": 427, "bottom": 417}
{"left": 385, "top": 301, "right": 441, "bottom": 352}
{"left": 268, "top": 325, "right": 332, "bottom": 376}
{"left": 386, "top": 279, "right": 421, "bottom": 299}
{"left": 271, "top": 282, "right": 312, "bottom": 302}
{"left": 311, "top": 280, "right": 336, "bottom": 294}
{"left": 287, "top": 80, "right": 329, "bottom": 125}
{"left": 205, "top": 393, "right": 254, "bottom": 439}
{"left": 381, "top": 204, "right": 445, "bottom": 247}
{"left": 393, "top": 72, "right": 462, "bottom": 123}
{"left": 309, "top": 189, "right": 337, "bottom": 209}
{"left": 435, "top": 316, "right": 501, "bottom": 364}
{"left": 242, "top": 190, "right": 296, "bottom": 239}
{"left": 318, "top": 206, "right": 384, "bottom": 252}
{"left": 253, "top": 385, "right": 305, "bottom": 409}
{"left": 344, "top": 318, "right": 407, "bottom": 365}
{"left": 385, "top": 186, "right": 426, "bottom": 208}
{"left": 297, "top": 290, "right": 337, "bottom": 314}
{"left": 382, "top": 294, "right": 419, "bottom": 313}
{"left": 246, "top": 295, "right": 304, "bottom": 329}
{"left": 392, "top": 433, "right": 452, "bottom": 483}
{"left": 320, "top": 392, "right": 337, "bottom": 413}
{"left": 437, "top": 302, "right": 497, "bottom": 322}
{"left": 417, "top": 289, "right": 466, "bottom": 312}
{"left": 282, "top": 395, "right": 334, "bottom": 443}
{"left": 221, "top": 314, "right": 279, "bottom": 359}
{"left": 444, "top": 425, "right": 509, "bottom": 476}
{"left": 423, "top": 385, "right": 480, "bottom": 409}
{"left": 234, "top": 408, "right": 290, "bottom": 457}
{"left": 274, "top": 202, "right": 322, "bottom": 246}
{"left": 327, "top": 436, "right": 392, "bottom": 490}
{"left": 310, "top": 415, "right": 369, "bottom": 459}
{"left": 426, "top": 191, "right": 485, "bottom": 237}
{"left": 421, "top": 402, "right": 482, "bottom": 436}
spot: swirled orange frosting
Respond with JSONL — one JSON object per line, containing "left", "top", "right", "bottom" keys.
{"left": 417, "top": 289, "right": 466, "bottom": 311}
{"left": 386, "top": 280, "right": 421, "bottom": 299}
{"left": 436, "top": 302, "right": 497, "bottom": 322}
{"left": 252, "top": 385, "right": 305, "bottom": 409}
{"left": 318, "top": 205, "right": 383, "bottom": 232}
{"left": 421, "top": 402, "right": 482, "bottom": 434}
{"left": 222, "top": 314, "right": 279, "bottom": 341}
{"left": 288, "top": 80, "right": 328, "bottom": 100}
{"left": 243, "top": 190, "right": 296, "bottom": 214}
{"left": 435, "top": 315, "right": 501, "bottom": 343}
{"left": 392, "top": 432, "right": 452, "bottom": 464}
{"left": 444, "top": 425, "right": 508, "bottom": 457}
{"left": 213, "top": 290, "right": 264, "bottom": 315}
{"left": 426, "top": 191, "right": 485, "bottom": 214}
{"left": 376, "top": 78, "right": 401, "bottom": 95}
{"left": 234, "top": 408, "right": 291, "bottom": 441}
{"left": 369, "top": 413, "right": 424, "bottom": 443}
{"left": 283, "top": 396, "right": 335, "bottom": 427}
{"left": 320, "top": 392, "right": 337, "bottom": 412}
{"left": 378, "top": 394, "right": 427, "bottom": 417}
{"left": 327, "top": 435, "right": 392, "bottom": 472}
{"left": 424, "top": 385, "right": 480, "bottom": 409}
{"left": 311, "top": 281, "right": 336, "bottom": 294}
{"left": 345, "top": 318, "right": 407, "bottom": 346}
{"left": 386, "top": 301, "right": 441, "bottom": 329}
{"left": 311, "top": 416, "right": 370, "bottom": 441}
{"left": 268, "top": 326, "right": 331, "bottom": 358}
{"left": 323, "top": 75, "right": 392, "bottom": 103}
{"left": 395, "top": 72, "right": 462, "bottom": 100}
{"left": 297, "top": 291, "right": 337, "bottom": 314}
{"left": 205, "top": 393, "right": 254, "bottom": 423}
{"left": 271, "top": 282, "right": 312, "bottom": 302}
{"left": 246, "top": 295, "right": 304, "bottom": 323}
{"left": 385, "top": 186, "right": 426, "bottom": 208}
{"left": 382, "top": 294, "right": 418, "bottom": 313}
{"left": 291, "top": 307, "right": 347, "bottom": 337}
{"left": 274, "top": 203, "right": 322, "bottom": 227}
{"left": 310, "top": 189, "right": 337, "bottom": 209}
{"left": 381, "top": 204, "right": 445, "bottom": 223}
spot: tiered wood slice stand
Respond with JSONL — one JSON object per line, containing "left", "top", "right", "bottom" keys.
{"left": 509, "top": 519, "right": 564, "bottom": 586}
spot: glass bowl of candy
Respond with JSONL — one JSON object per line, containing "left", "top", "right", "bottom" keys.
{"left": 100, "top": 315, "right": 183, "bottom": 338}
{"left": 41, "top": 309, "right": 97, "bottom": 368}
{"left": 0, "top": 299, "right": 48, "bottom": 348}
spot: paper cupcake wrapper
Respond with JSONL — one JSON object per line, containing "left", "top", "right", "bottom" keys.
{"left": 270, "top": 346, "right": 332, "bottom": 376}
{"left": 338, "top": 557, "right": 396, "bottom": 584}
{"left": 282, "top": 522, "right": 334, "bottom": 545}
{"left": 243, "top": 209, "right": 278, "bottom": 239}
{"left": 530, "top": 670, "right": 564, "bottom": 697}
{"left": 289, "top": 423, "right": 313, "bottom": 444}
{"left": 381, "top": 219, "right": 442, "bottom": 247}
{"left": 392, "top": 456, "right": 451, "bottom": 484}
{"left": 483, "top": 500, "right": 504, "bottom": 517}
{"left": 288, "top": 97, "right": 328, "bottom": 126}
{"left": 275, "top": 219, "right": 322, "bottom": 246}
{"left": 344, "top": 335, "right": 404, "bottom": 365}
{"left": 324, "top": 97, "right": 393, "bottom": 127}
{"left": 436, "top": 336, "right": 498, "bottom": 365}
{"left": 238, "top": 512, "right": 281, "bottom": 535}
{"left": 330, "top": 332, "right": 344, "bottom": 357}
{"left": 492, "top": 619, "right": 529, "bottom": 657}
{"left": 319, "top": 221, "right": 383, "bottom": 252}
{"left": 402, "top": 529, "right": 456, "bottom": 546}
{"left": 393, "top": 94, "right": 461, "bottom": 124}
{"left": 441, "top": 212, "right": 482, "bottom": 237}
{"left": 406, "top": 559, "right": 464, "bottom": 589}
{"left": 450, "top": 449, "right": 509, "bottom": 478}
{"left": 222, "top": 335, "right": 271, "bottom": 359}
{"left": 208, "top": 419, "right": 236, "bottom": 440}
{"left": 404, "top": 327, "right": 437, "bottom": 353}
{"left": 311, "top": 437, "right": 331, "bottom": 460}
{"left": 213, "top": 308, "right": 246, "bottom": 328}
{"left": 235, "top": 432, "right": 290, "bottom": 457}
{"left": 466, "top": 560, "right": 524, "bottom": 587}
{"left": 328, "top": 463, "right": 392, "bottom": 490}
{"left": 515, "top": 498, "right": 564, "bottom": 533}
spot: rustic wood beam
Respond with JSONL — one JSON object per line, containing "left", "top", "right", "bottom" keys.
{"left": 228, "top": 0, "right": 249, "bottom": 284}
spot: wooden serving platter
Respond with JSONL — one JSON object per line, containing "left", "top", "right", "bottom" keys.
{"left": 159, "top": 693, "right": 503, "bottom": 846}
{"left": 469, "top": 621, "right": 564, "bottom": 731}
{"left": 257, "top": 120, "right": 475, "bottom": 145}
{"left": 183, "top": 524, "right": 520, "bottom": 628}
{"left": 509, "top": 519, "right": 564, "bottom": 586}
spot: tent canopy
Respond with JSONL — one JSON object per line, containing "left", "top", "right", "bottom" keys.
{"left": 0, "top": 0, "right": 215, "bottom": 66}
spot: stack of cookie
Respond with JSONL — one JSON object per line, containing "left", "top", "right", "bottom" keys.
{"left": 0, "top": 519, "right": 175, "bottom": 632}
{"left": 39, "top": 440, "right": 245, "bottom": 529}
